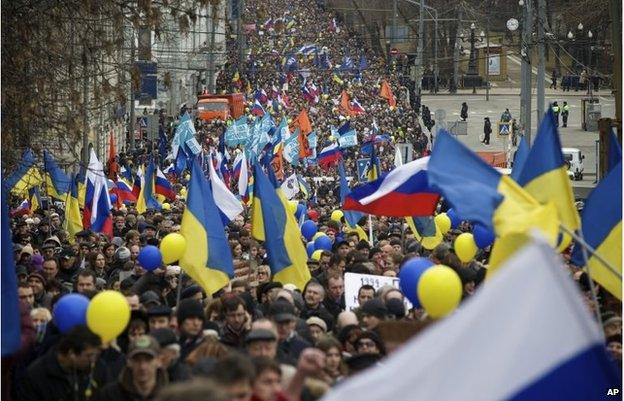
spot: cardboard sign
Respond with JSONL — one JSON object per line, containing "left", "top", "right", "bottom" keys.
{"left": 344, "top": 272, "right": 413, "bottom": 311}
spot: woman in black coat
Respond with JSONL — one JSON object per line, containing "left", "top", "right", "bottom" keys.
{"left": 483, "top": 117, "right": 492, "bottom": 145}
{"left": 460, "top": 102, "right": 468, "bottom": 121}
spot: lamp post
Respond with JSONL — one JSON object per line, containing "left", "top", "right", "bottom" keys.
{"left": 587, "top": 30, "right": 593, "bottom": 96}
{"left": 460, "top": 23, "right": 484, "bottom": 94}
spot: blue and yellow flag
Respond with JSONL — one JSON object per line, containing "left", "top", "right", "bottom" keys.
{"left": 179, "top": 159, "right": 234, "bottom": 295}
{"left": 516, "top": 109, "right": 580, "bottom": 236}
{"left": 251, "top": 164, "right": 311, "bottom": 290}
{"left": 428, "top": 131, "right": 559, "bottom": 244}
{"left": 366, "top": 144, "right": 381, "bottom": 182}
{"left": 28, "top": 187, "right": 41, "bottom": 212}
{"left": 570, "top": 160, "right": 622, "bottom": 299}
{"left": 4, "top": 149, "right": 43, "bottom": 196}
{"left": 136, "top": 161, "right": 161, "bottom": 213}
{"left": 510, "top": 136, "right": 530, "bottom": 182}
{"left": 338, "top": 161, "right": 367, "bottom": 241}
{"left": 43, "top": 150, "right": 71, "bottom": 200}
{"left": 63, "top": 174, "right": 83, "bottom": 243}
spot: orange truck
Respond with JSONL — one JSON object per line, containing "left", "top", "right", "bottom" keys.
{"left": 196, "top": 93, "right": 245, "bottom": 122}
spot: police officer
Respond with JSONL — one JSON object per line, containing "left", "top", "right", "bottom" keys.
{"left": 561, "top": 101, "right": 570, "bottom": 128}
{"left": 552, "top": 102, "right": 560, "bottom": 127}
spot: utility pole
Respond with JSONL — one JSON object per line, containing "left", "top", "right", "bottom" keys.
{"left": 609, "top": 0, "right": 622, "bottom": 141}
{"left": 238, "top": 0, "right": 246, "bottom": 69}
{"left": 207, "top": 2, "right": 217, "bottom": 93}
{"left": 416, "top": 0, "right": 425, "bottom": 94}
{"left": 452, "top": 9, "right": 462, "bottom": 93}
{"left": 520, "top": 0, "right": 533, "bottom": 145}
{"left": 536, "top": 0, "right": 545, "bottom": 124}
{"left": 433, "top": 9, "right": 438, "bottom": 93}
{"left": 392, "top": 0, "right": 397, "bottom": 47}
{"left": 129, "top": 28, "right": 136, "bottom": 152}
{"left": 82, "top": 46, "right": 90, "bottom": 164}
{"left": 485, "top": 15, "right": 490, "bottom": 101}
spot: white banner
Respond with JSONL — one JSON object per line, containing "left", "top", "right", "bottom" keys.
{"left": 280, "top": 173, "right": 300, "bottom": 199}
{"left": 344, "top": 272, "right": 412, "bottom": 311}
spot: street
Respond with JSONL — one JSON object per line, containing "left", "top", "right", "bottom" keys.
{"left": 422, "top": 90, "right": 616, "bottom": 194}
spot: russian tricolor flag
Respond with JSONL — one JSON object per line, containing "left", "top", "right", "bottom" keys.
{"left": 350, "top": 98, "right": 366, "bottom": 115}
{"left": 317, "top": 143, "right": 342, "bottom": 170}
{"left": 155, "top": 167, "right": 176, "bottom": 200}
{"left": 83, "top": 149, "right": 113, "bottom": 237}
{"left": 344, "top": 157, "right": 439, "bottom": 217}
{"left": 111, "top": 179, "right": 137, "bottom": 207}
{"left": 251, "top": 99, "right": 265, "bottom": 117}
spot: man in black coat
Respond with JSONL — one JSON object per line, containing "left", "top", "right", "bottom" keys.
{"left": 91, "top": 335, "right": 168, "bottom": 401}
{"left": 18, "top": 326, "right": 102, "bottom": 401}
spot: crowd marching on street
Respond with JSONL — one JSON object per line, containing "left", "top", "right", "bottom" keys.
{"left": 1, "top": 0, "right": 622, "bottom": 401}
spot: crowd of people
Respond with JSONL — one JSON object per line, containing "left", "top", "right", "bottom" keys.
{"left": 3, "top": 1, "right": 622, "bottom": 401}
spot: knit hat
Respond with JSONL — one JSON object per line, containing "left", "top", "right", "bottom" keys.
{"left": 385, "top": 298, "right": 406, "bottom": 319}
{"left": 28, "top": 272, "right": 46, "bottom": 286}
{"left": 115, "top": 246, "right": 131, "bottom": 262}
{"left": 180, "top": 285, "right": 203, "bottom": 300}
{"left": 31, "top": 254, "right": 44, "bottom": 271}
{"left": 150, "top": 328, "right": 178, "bottom": 348}
{"left": 176, "top": 299, "right": 205, "bottom": 323}
{"left": 306, "top": 316, "right": 328, "bottom": 332}
{"left": 360, "top": 298, "right": 387, "bottom": 319}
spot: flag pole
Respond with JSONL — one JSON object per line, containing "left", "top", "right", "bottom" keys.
{"left": 560, "top": 224, "right": 610, "bottom": 330}
{"left": 559, "top": 224, "right": 621, "bottom": 279}
{"left": 368, "top": 214, "right": 374, "bottom": 246}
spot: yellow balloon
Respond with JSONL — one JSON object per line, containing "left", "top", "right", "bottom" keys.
{"left": 330, "top": 210, "right": 344, "bottom": 222}
{"left": 87, "top": 291, "right": 130, "bottom": 342}
{"left": 179, "top": 188, "right": 187, "bottom": 197}
{"left": 288, "top": 200, "right": 298, "bottom": 214}
{"left": 160, "top": 233, "right": 187, "bottom": 264}
{"left": 184, "top": 174, "right": 190, "bottom": 181}
{"left": 156, "top": 194, "right": 166, "bottom": 203}
{"left": 454, "top": 233, "right": 478, "bottom": 263}
{"left": 434, "top": 213, "right": 451, "bottom": 234}
{"left": 161, "top": 202, "right": 171, "bottom": 211}
{"left": 312, "top": 232, "right": 326, "bottom": 241}
{"left": 417, "top": 265, "right": 462, "bottom": 319}
{"left": 311, "top": 249, "right": 323, "bottom": 261}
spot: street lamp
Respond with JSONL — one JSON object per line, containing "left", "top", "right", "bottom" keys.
{"left": 587, "top": 30, "right": 593, "bottom": 96}
{"left": 577, "top": 23, "right": 583, "bottom": 31}
{"left": 567, "top": 31, "right": 574, "bottom": 39}
{"left": 460, "top": 22, "right": 484, "bottom": 93}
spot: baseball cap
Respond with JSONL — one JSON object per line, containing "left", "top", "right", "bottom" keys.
{"left": 127, "top": 335, "right": 160, "bottom": 359}
{"left": 140, "top": 290, "right": 161, "bottom": 306}
{"left": 59, "top": 247, "right": 77, "bottom": 260}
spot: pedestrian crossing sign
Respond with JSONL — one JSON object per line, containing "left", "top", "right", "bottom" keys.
{"left": 498, "top": 122, "right": 511, "bottom": 136}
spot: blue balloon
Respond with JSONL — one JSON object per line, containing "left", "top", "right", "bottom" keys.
{"left": 314, "top": 235, "right": 333, "bottom": 251}
{"left": 138, "top": 245, "right": 163, "bottom": 271}
{"left": 295, "top": 203, "right": 306, "bottom": 220}
{"left": 301, "top": 220, "right": 318, "bottom": 241}
{"left": 398, "top": 257, "right": 434, "bottom": 308}
{"left": 53, "top": 294, "right": 90, "bottom": 333}
{"left": 110, "top": 193, "right": 118, "bottom": 204}
{"left": 473, "top": 224, "right": 495, "bottom": 248}
{"left": 306, "top": 241, "right": 316, "bottom": 257}
{"left": 447, "top": 208, "right": 462, "bottom": 229}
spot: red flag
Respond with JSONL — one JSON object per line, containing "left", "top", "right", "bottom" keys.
{"left": 380, "top": 80, "right": 397, "bottom": 108}
{"left": 107, "top": 132, "right": 119, "bottom": 179}
{"left": 340, "top": 90, "right": 355, "bottom": 116}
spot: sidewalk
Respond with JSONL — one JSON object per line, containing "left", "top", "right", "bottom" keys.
{"left": 422, "top": 88, "right": 614, "bottom": 97}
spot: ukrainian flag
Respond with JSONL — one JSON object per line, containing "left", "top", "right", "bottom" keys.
{"left": 338, "top": 161, "right": 367, "bottom": 241}
{"left": 251, "top": 164, "right": 311, "bottom": 290}
{"left": 297, "top": 174, "right": 311, "bottom": 199}
{"left": 510, "top": 137, "right": 530, "bottom": 182}
{"left": 179, "top": 159, "right": 234, "bottom": 295}
{"left": 428, "top": 131, "right": 559, "bottom": 244}
{"left": 28, "top": 187, "right": 41, "bottom": 212}
{"left": 63, "top": 174, "right": 83, "bottom": 243}
{"left": 4, "top": 149, "right": 43, "bottom": 196}
{"left": 570, "top": 160, "right": 622, "bottom": 299}
{"left": 406, "top": 216, "right": 442, "bottom": 250}
{"left": 516, "top": 109, "right": 580, "bottom": 237}
{"left": 43, "top": 151, "right": 71, "bottom": 200}
{"left": 76, "top": 164, "right": 87, "bottom": 208}
{"left": 136, "top": 161, "right": 161, "bottom": 213}
{"left": 366, "top": 145, "right": 381, "bottom": 182}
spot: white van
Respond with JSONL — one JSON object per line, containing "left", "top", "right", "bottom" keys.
{"left": 562, "top": 148, "right": 585, "bottom": 181}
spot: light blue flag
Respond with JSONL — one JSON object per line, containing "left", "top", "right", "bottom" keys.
{"left": 284, "top": 130, "right": 300, "bottom": 166}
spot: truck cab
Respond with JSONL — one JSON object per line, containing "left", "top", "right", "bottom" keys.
{"left": 196, "top": 93, "right": 245, "bottom": 122}
{"left": 562, "top": 147, "right": 585, "bottom": 181}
